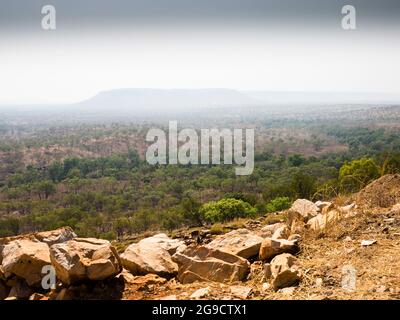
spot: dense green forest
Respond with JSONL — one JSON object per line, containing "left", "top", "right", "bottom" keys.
{"left": 1, "top": 118, "right": 400, "bottom": 239}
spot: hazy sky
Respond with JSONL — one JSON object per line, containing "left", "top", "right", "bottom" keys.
{"left": 0, "top": 0, "right": 400, "bottom": 104}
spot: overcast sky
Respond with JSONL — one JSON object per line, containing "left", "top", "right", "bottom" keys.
{"left": 0, "top": 0, "right": 400, "bottom": 104}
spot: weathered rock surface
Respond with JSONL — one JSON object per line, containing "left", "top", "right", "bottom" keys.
{"left": 0, "top": 227, "right": 76, "bottom": 264}
{"left": 288, "top": 199, "right": 318, "bottom": 226}
{"left": 259, "top": 238, "right": 299, "bottom": 260}
{"left": 172, "top": 246, "right": 250, "bottom": 284}
{"left": 34, "top": 227, "right": 77, "bottom": 246}
{"left": 205, "top": 229, "right": 264, "bottom": 259}
{"left": 50, "top": 238, "right": 121, "bottom": 285}
{"left": 266, "top": 253, "right": 301, "bottom": 291}
{"left": 1, "top": 239, "right": 51, "bottom": 286}
{"left": 271, "top": 225, "right": 290, "bottom": 240}
{"left": 137, "top": 233, "right": 185, "bottom": 254}
{"left": 260, "top": 223, "right": 285, "bottom": 238}
{"left": 120, "top": 234, "right": 184, "bottom": 277}
{"left": 307, "top": 210, "right": 341, "bottom": 231}
{"left": 190, "top": 287, "right": 210, "bottom": 299}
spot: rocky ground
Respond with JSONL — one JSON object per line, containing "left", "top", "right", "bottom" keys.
{"left": 1, "top": 175, "right": 400, "bottom": 300}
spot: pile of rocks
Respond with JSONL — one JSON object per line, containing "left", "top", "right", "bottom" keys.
{"left": 0, "top": 198, "right": 359, "bottom": 300}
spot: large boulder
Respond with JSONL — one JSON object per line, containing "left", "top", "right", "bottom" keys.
{"left": 172, "top": 246, "right": 250, "bottom": 284}
{"left": 0, "top": 227, "right": 76, "bottom": 264}
{"left": 1, "top": 239, "right": 51, "bottom": 286}
{"left": 120, "top": 234, "right": 184, "bottom": 277}
{"left": 50, "top": 238, "right": 121, "bottom": 285}
{"left": 135, "top": 233, "right": 184, "bottom": 254}
{"left": 259, "top": 238, "right": 299, "bottom": 261}
{"left": 287, "top": 199, "right": 318, "bottom": 226}
{"left": 265, "top": 253, "right": 301, "bottom": 291}
{"left": 33, "top": 227, "right": 77, "bottom": 246}
{"left": 205, "top": 229, "right": 264, "bottom": 259}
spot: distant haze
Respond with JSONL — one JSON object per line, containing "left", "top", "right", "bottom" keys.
{"left": 0, "top": 1, "right": 399, "bottom": 104}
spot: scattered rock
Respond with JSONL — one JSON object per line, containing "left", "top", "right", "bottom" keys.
{"left": 190, "top": 287, "right": 210, "bottom": 299}
{"left": 259, "top": 238, "right": 299, "bottom": 261}
{"left": 287, "top": 199, "right": 318, "bottom": 226}
{"left": 262, "top": 282, "right": 271, "bottom": 292}
{"left": 1, "top": 239, "right": 51, "bottom": 286}
{"left": 315, "top": 278, "right": 323, "bottom": 287}
{"left": 205, "top": 228, "right": 264, "bottom": 259}
{"left": 230, "top": 285, "right": 252, "bottom": 299}
{"left": 315, "top": 201, "right": 334, "bottom": 213}
{"left": 29, "top": 293, "right": 47, "bottom": 300}
{"left": 288, "top": 234, "right": 302, "bottom": 243}
{"left": 390, "top": 203, "right": 400, "bottom": 214}
{"left": 120, "top": 234, "right": 183, "bottom": 277}
{"left": 259, "top": 223, "right": 285, "bottom": 238}
{"left": 278, "top": 286, "right": 296, "bottom": 295}
{"left": 50, "top": 238, "right": 122, "bottom": 285}
{"left": 269, "top": 253, "right": 301, "bottom": 291}
{"left": 374, "top": 285, "right": 388, "bottom": 293}
{"left": 307, "top": 210, "right": 341, "bottom": 232}
{"left": 159, "top": 294, "right": 177, "bottom": 300}
{"left": 172, "top": 246, "right": 250, "bottom": 284}
{"left": 271, "top": 226, "right": 290, "bottom": 240}
{"left": 361, "top": 239, "right": 377, "bottom": 247}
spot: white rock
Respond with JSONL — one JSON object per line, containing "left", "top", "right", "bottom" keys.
{"left": 190, "top": 287, "right": 210, "bottom": 299}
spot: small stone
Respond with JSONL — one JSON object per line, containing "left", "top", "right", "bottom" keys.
{"left": 361, "top": 240, "right": 377, "bottom": 247}
{"left": 159, "top": 295, "right": 177, "bottom": 300}
{"left": 375, "top": 285, "right": 388, "bottom": 293}
{"left": 262, "top": 283, "right": 271, "bottom": 292}
{"left": 190, "top": 287, "right": 210, "bottom": 299}
{"left": 315, "top": 278, "right": 323, "bottom": 287}
{"left": 230, "top": 285, "right": 252, "bottom": 299}
{"left": 29, "top": 293, "right": 47, "bottom": 300}
{"left": 279, "top": 287, "right": 296, "bottom": 295}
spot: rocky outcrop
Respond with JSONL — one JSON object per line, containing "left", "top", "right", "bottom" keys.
{"left": 50, "top": 238, "right": 122, "bottom": 285}
{"left": 0, "top": 227, "right": 76, "bottom": 264}
{"left": 172, "top": 246, "right": 250, "bottom": 284}
{"left": 265, "top": 253, "right": 301, "bottom": 291}
{"left": 120, "top": 234, "right": 184, "bottom": 277}
{"left": 287, "top": 199, "right": 318, "bottom": 226}
{"left": 259, "top": 238, "right": 299, "bottom": 261}
{"left": 1, "top": 239, "right": 51, "bottom": 286}
{"left": 205, "top": 229, "right": 264, "bottom": 259}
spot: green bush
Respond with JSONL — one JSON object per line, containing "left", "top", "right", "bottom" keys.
{"left": 265, "top": 197, "right": 292, "bottom": 213}
{"left": 199, "top": 198, "right": 257, "bottom": 223}
{"left": 339, "top": 157, "right": 380, "bottom": 192}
